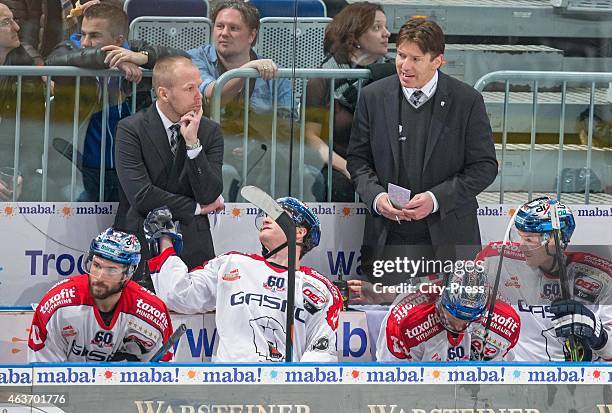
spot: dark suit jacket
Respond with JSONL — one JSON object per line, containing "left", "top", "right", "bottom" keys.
{"left": 346, "top": 71, "right": 497, "bottom": 268}
{"left": 114, "top": 103, "right": 224, "bottom": 274}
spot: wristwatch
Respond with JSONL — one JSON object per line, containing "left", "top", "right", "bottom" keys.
{"left": 185, "top": 139, "right": 201, "bottom": 150}
{"left": 139, "top": 50, "right": 149, "bottom": 64}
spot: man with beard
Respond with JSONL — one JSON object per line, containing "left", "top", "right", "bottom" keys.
{"left": 27, "top": 228, "right": 174, "bottom": 362}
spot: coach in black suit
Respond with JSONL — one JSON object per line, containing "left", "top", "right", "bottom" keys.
{"left": 114, "top": 56, "right": 224, "bottom": 281}
{"left": 347, "top": 19, "right": 497, "bottom": 285}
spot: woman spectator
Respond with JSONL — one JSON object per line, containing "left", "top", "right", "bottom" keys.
{"left": 306, "top": 2, "right": 392, "bottom": 201}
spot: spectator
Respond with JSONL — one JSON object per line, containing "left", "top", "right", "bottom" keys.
{"left": 0, "top": 0, "right": 81, "bottom": 64}
{"left": 114, "top": 56, "right": 223, "bottom": 288}
{"left": 188, "top": 0, "right": 318, "bottom": 201}
{"left": 46, "top": 2, "right": 186, "bottom": 201}
{"left": 306, "top": 2, "right": 392, "bottom": 201}
{"left": 0, "top": 3, "right": 53, "bottom": 201}
{"left": 346, "top": 18, "right": 497, "bottom": 285}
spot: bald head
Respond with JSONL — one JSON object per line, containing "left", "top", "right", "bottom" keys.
{"left": 153, "top": 56, "right": 197, "bottom": 90}
{"left": 153, "top": 56, "right": 203, "bottom": 123}
{"left": 0, "top": 3, "right": 20, "bottom": 56}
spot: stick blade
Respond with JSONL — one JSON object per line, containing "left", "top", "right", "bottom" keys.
{"left": 240, "top": 185, "right": 284, "bottom": 220}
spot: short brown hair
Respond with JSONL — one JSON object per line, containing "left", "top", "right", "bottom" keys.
{"left": 212, "top": 0, "right": 260, "bottom": 45}
{"left": 397, "top": 18, "right": 445, "bottom": 58}
{"left": 83, "top": 2, "right": 129, "bottom": 39}
{"left": 324, "top": 2, "right": 384, "bottom": 65}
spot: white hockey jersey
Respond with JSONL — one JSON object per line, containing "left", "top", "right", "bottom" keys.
{"left": 377, "top": 289, "right": 520, "bottom": 362}
{"left": 28, "top": 275, "right": 173, "bottom": 362}
{"left": 478, "top": 243, "right": 612, "bottom": 361}
{"left": 149, "top": 248, "right": 342, "bottom": 362}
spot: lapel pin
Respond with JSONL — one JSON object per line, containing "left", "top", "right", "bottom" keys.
{"left": 441, "top": 101, "right": 446, "bottom": 107}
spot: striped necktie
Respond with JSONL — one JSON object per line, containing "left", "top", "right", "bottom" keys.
{"left": 169, "top": 124, "right": 180, "bottom": 156}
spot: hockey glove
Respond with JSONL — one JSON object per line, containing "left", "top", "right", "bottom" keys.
{"left": 549, "top": 299, "right": 608, "bottom": 350}
{"left": 143, "top": 206, "right": 183, "bottom": 256}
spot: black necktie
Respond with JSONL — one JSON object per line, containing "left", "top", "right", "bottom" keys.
{"left": 169, "top": 124, "right": 180, "bottom": 156}
{"left": 409, "top": 90, "right": 425, "bottom": 108}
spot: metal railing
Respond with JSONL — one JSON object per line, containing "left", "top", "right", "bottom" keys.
{"left": 475, "top": 70, "right": 612, "bottom": 204}
{"left": 210, "top": 67, "right": 371, "bottom": 201}
{"left": 0, "top": 66, "right": 147, "bottom": 202}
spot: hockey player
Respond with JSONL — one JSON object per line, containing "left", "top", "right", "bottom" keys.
{"left": 377, "top": 269, "right": 520, "bottom": 361}
{"left": 147, "top": 199, "right": 342, "bottom": 362}
{"left": 479, "top": 196, "right": 612, "bottom": 361}
{"left": 28, "top": 228, "right": 174, "bottom": 362}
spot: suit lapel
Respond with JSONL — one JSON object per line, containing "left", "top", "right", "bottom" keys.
{"left": 384, "top": 77, "right": 401, "bottom": 181}
{"left": 424, "top": 71, "right": 451, "bottom": 172}
{"left": 144, "top": 105, "right": 175, "bottom": 175}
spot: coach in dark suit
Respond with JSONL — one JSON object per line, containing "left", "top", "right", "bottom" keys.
{"left": 347, "top": 18, "right": 497, "bottom": 285}
{"left": 114, "top": 56, "right": 223, "bottom": 282}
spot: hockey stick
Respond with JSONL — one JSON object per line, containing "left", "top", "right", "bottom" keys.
{"left": 477, "top": 207, "right": 520, "bottom": 361}
{"left": 550, "top": 200, "right": 589, "bottom": 361}
{"left": 151, "top": 323, "right": 187, "bottom": 362}
{"left": 240, "top": 186, "right": 297, "bottom": 363}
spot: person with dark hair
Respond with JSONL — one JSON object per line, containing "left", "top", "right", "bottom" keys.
{"left": 347, "top": 18, "right": 497, "bottom": 285}
{"left": 28, "top": 228, "right": 174, "bottom": 362}
{"left": 114, "top": 55, "right": 224, "bottom": 288}
{"left": 306, "top": 2, "right": 392, "bottom": 201}
{"left": 189, "top": 0, "right": 287, "bottom": 112}
{"left": 188, "top": 0, "right": 316, "bottom": 201}
{"left": 46, "top": 2, "right": 186, "bottom": 202}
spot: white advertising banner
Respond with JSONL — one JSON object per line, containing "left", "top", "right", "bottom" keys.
{"left": 0, "top": 202, "right": 610, "bottom": 306}
{"left": 0, "top": 310, "right": 374, "bottom": 364}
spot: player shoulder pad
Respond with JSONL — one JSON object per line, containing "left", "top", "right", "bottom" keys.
{"left": 568, "top": 252, "right": 612, "bottom": 276}
{"left": 301, "top": 267, "right": 342, "bottom": 330}
{"left": 471, "top": 302, "right": 520, "bottom": 360}
{"left": 486, "top": 301, "right": 521, "bottom": 343}
{"left": 384, "top": 303, "right": 441, "bottom": 359}
{"left": 125, "top": 283, "right": 171, "bottom": 334}
{"left": 567, "top": 252, "right": 612, "bottom": 303}
{"left": 35, "top": 276, "right": 83, "bottom": 320}
{"left": 477, "top": 241, "right": 525, "bottom": 262}
{"left": 399, "top": 303, "right": 442, "bottom": 347}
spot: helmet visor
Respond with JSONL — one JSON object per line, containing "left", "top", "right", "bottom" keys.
{"left": 509, "top": 227, "right": 551, "bottom": 252}
{"left": 85, "top": 254, "right": 129, "bottom": 279}
{"left": 438, "top": 302, "right": 471, "bottom": 334}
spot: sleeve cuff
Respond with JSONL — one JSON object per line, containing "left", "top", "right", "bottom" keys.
{"left": 373, "top": 192, "right": 386, "bottom": 215}
{"left": 148, "top": 247, "right": 176, "bottom": 274}
{"left": 187, "top": 146, "right": 203, "bottom": 159}
{"left": 426, "top": 191, "right": 439, "bottom": 213}
{"left": 195, "top": 203, "right": 201, "bottom": 215}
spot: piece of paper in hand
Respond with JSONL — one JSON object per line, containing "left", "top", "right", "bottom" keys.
{"left": 388, "top": 183, "right": 411, "bottom": 209}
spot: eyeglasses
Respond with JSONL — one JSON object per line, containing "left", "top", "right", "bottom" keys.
{"left": 0, "top": 17, "right": 16, "bottom": 29}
